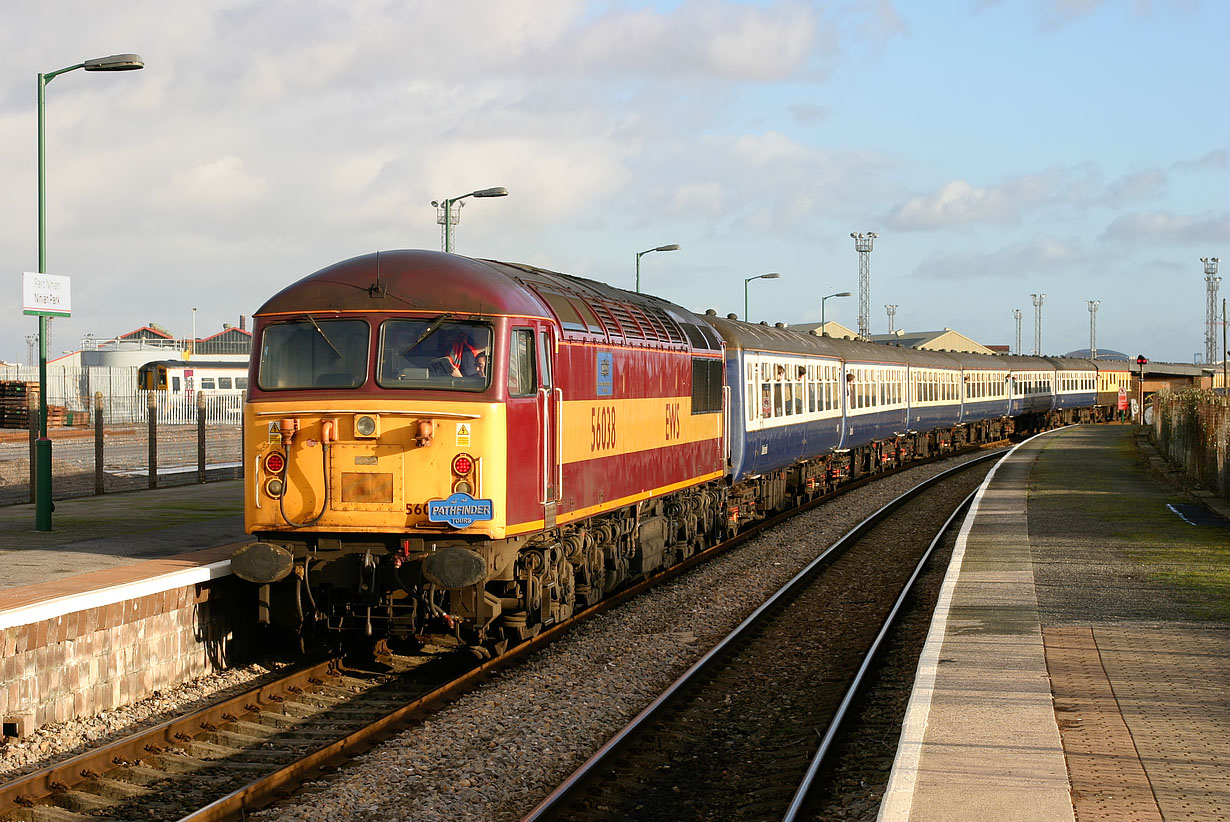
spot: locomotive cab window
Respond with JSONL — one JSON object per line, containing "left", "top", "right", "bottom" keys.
{"left": 508, "top": 328, "right": 536, "bottom": 397}
{"left": 377, "top": 319, "right": 491, "bottom": 391}
{"left": 691, "top": 358, "right": 723, "bottom": 414}
{"left": 259, "top": 318, "right": 369, "bottom": 390}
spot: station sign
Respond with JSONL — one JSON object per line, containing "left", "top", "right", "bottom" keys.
{"left": 22, "top": 272, "right": 72, "bottom": 317}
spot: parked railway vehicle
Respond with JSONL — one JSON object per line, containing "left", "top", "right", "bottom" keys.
{"left": 230, "top": 250, "right": 1105, "bottom": 655}
{"left": 138, "top": 359, "right": 249, "bottom": 395}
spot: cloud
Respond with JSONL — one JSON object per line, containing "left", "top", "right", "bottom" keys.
{"left": 1173, "top": 150, "right": 1229, "bottom": 173}
{"left": 885, "top": 163, "right": 1178, "bottom": 230}
{"left": 567, "top": 1, "right": 823, "bottom": 81}
{"left": 789, "top": 103, "right": 830, "bottom": 125}
{"left": 1101, "top": 211, "right": 1230, "bottom": 243}
{"left": 912, "top": 235, "right": 1088, "bottom": 281}
{"left": 886, "top": 176, "right": 1054, "bottom": 229}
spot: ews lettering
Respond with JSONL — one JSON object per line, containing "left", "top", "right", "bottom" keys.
{"left": 591, "top": 405, "right": 616, "bottom": 452}
{"left": 665, "top": 402, "right": 681, "bottom": 441}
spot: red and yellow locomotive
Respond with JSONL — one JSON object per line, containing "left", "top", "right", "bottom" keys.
{"left": 232, "top": 250, "right": 728, "bottom": 653}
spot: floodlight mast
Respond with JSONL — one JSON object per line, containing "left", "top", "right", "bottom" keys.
{"left": 1087, "top": 300, "right": 1100, "bottom": 360}
{"left": 850, "top": 232, "right": 876, "bottom": 339}
{"left": 1204, "top": 257, "right": 1221, "bottom": 365}
{"left": 1030, "top": 293, "right": 1046, "bottom": 356}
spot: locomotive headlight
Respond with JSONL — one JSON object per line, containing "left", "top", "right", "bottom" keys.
{"left": 354, "top": 414, "right": 379, "bottom": 438}
{"left": 265, "top": 477, "right": 284, "bottom": 497}
{"left": 453, "top": 479, "right": 474, "bottom": 495}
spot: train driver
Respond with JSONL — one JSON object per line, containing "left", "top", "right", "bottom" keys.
{"left": 430, "top": 328, "right": 488, "bottom": 379}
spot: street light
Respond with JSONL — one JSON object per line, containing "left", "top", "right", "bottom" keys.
{"left": 35, "top": 53, "right": 144, "bottom": 531}
{"left": 431, "top": 186, "right": 509, "bottom": 253}
{"left": 635, "top": 244, "right": 680, "bottom": 293}
{"left": 820, "top": 291, "right": 852, "bottom": 335}
{"left": 743, "top": 273, "right": 781, "bottom": 322}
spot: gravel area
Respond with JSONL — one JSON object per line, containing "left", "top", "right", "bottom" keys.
{"left": 0, "top": 663, "right": 286, "bottom": 781}
{"left": 250, "top": 452, "right": 992, "bottom": 822}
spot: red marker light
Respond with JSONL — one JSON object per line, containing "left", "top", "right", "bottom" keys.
{"left": 451, "top": 454, "right": 474, "bottom": 476}
{"left": 265, "top": 452, "right": 286, "bottom": 474}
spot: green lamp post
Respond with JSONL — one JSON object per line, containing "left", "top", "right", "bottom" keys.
{"left": 743, "top": 272, "right": 781, "bottom": 322}
{"left": 35, "top": 53, "right": 144, "bottom": 530}
{"left": 431, "top": 187, "right": 509, "bottom": 253}
{"left": 634, "top": 244, "right": 680, "bottom": 293}
{"left": 820, "top": 291, "right": 852, "bottom": 336}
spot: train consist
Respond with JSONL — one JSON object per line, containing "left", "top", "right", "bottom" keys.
{"left": 230, "top": 250, "right": 1131, "bottom": 655}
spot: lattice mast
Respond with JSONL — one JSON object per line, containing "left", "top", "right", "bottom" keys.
{"left": 1030, "top": 293, "right": 1046, "bottom": 356}
{"left": 1087, "top": 300, "right": 1100, "bottom": 360}
{"left": 851, "top": 232, "right": 877, "bottom": 339}
{"left": 1204, "top": 257, "right": 1221, "bottom": 365}
{"left": 1012, "top": 309, "right": 1022, "bottom": 355}
{"left": 885, "top": 304, "right": 898, "bottom": 335}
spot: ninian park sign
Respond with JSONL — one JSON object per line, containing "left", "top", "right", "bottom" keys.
{"left": 23, "top": 272, "right": 72, "bottom": 317}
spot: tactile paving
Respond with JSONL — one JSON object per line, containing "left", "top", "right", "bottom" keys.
{"left": 1044, "top": 625, "right": 1162, "bottom": 821}
{"left": 1044, "top": 625, "right": 1230, "bottom": 821}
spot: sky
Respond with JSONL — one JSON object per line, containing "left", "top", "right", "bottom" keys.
{"left": 1, "top": 0, "right": 1227, "bottom": 365}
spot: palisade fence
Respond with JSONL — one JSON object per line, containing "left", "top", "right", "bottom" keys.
{"left": 0, "top": 386, "right": 243, "bottom": 507}
{"left": 1151, "top": 389, "right": 1230, "bottom": 500}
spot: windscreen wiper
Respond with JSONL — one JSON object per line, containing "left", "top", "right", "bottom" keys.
{"left": 409, "top": 313, "right": 454, "bottom": 349}
{"left": 304, "top": 313, "right": 343, "bottom": 358}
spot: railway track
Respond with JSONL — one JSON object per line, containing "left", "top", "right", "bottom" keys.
{"left": 521, "top": 454, "right": 996, "bottom": 822}
{"left": 0, "top": 446, "right": 999, "bottom": 821}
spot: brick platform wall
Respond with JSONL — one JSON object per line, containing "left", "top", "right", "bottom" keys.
{"left": 0, "top": 575, "right": 244, "bottom": 735}
{"left": 1151, "top": 390, "right": 1230, "bottom": 500}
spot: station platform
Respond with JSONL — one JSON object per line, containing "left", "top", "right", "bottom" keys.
{"left": 0, "top": 480, "right": 243, "bottom": 608}
{"left": 879, "top": 425, "right": 1230, "bottom": 821}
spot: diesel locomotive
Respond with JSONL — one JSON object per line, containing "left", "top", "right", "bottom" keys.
{"left": 230, "top": 250, "right": 1120, "bottom": 655}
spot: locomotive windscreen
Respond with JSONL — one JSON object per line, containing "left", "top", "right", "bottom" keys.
{"left": 259, "top": 318, "right": 369, "bottom": 390}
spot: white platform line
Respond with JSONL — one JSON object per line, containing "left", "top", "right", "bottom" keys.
{"left": 877, "top": 428, "right": 1062, "bottom": 821}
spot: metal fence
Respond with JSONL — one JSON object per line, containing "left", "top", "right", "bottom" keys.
{"left": 0, "top": 365, "right": 243, "bottom": 425}
{"left": 0, "top": 391, "right": 243, "bottom": 507}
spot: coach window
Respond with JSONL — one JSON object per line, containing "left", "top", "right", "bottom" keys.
{"left": 200, "top": 378, "right": 216, "bottom": 390}
{"left": 172, "top": 376, "right": 181, "bottom": 392}
{"left": 508, "top": 329, "right": 536, "bottom": 396}
{"left": 746, "top": 362, "right": 756, "bottom": 422}
{"left": 218, "top": 377, "right": 233, "bottom": 389}
{"left": 773, "top": 365, "right": 784, "bottom": 417}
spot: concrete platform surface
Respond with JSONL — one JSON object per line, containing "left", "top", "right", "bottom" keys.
{"left": 0, "top": 480, "right": 244, "bottom": 593}
{"left": 880, "top": 425, "right": 1229, "bottom": 822}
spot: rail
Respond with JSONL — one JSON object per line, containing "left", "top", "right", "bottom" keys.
{"left": 521, "top": 451, "right": 1000, "bottom": 821}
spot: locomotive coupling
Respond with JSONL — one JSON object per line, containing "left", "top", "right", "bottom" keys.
{"left": 231, "top": 541, "right": 294, "bottom": 584}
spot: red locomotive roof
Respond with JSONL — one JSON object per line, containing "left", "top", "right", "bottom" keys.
{"left": 254, "top": 250, "right": 552, "bottom": 320}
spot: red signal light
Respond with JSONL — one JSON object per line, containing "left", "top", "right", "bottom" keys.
{"left": 265, "top": 452, "right": 286, "bottom": 474}
{"left": 1136, "top": 355, "right": 1148, "bottom": 366}
{"left": 451, "top": 453, "right": 474, "bottom": 476}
